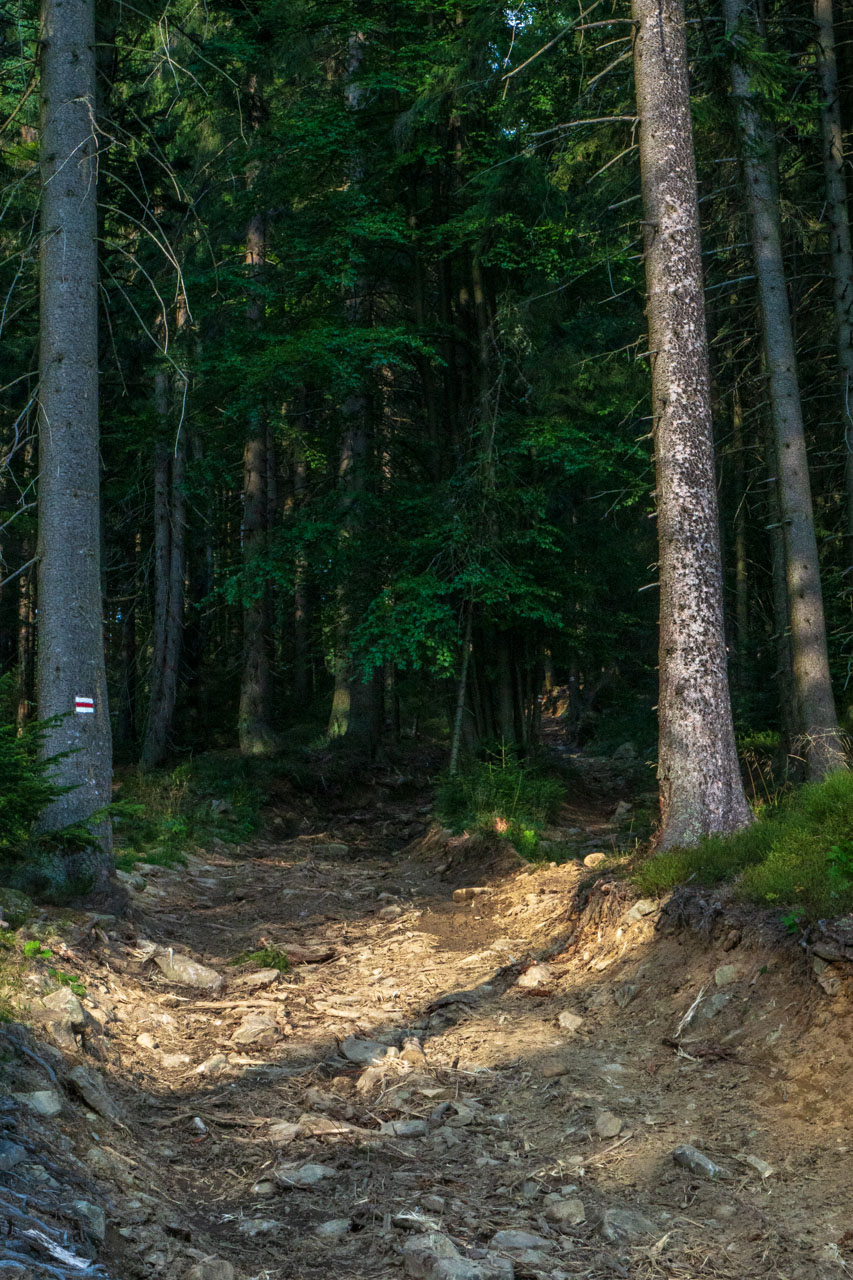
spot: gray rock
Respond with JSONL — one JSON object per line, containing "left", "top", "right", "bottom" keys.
{"left": 314, "top": 842, "right": 349, "bottom": 856}
{"left": 185, "top": 1263, "right": 235, "bottom": 1280}
{"left": 314, "top": 1219, "right": 351, "bottom": 1239}
{"left": 600, "top": 1207, "right": 658, "bottom": 1243}
{"left": 625, "top": 899, "right": 657, "bottom": 923}
{"left": 238, "top": 1218, "right": 280, "bottom": 1237}
{"left": 545, "top": 1197, "right": 585, "bottom": 1227}
{"left": 381, "top": 1119, "right": 428, "bottom": 1138}
{"left": 43, "top": 986, "right": 86, "bottom": 1026}
{"left": 613, "top": 801, "right": 632, "bottom": 821}
{"left": 714, "top": 964, "right": 737, "bottom": 987}
{"left": 0, "top": 1139, "right": 27, "bottom": 1172}
{"left": 340, "top": 1036, "right": 390, "bottom": 1065}
{"left": 44, "top": 1016, "right": 78, "bottom": 1053}
{"left": 154, "top": 951, "right": 224, "bottom": 993}
{"left": 490, "top": 1230, "right": 551, "bottom": 1251}
{"left": 403, "top": 1232, "right": 514, "bottom": 1280}
{"left": 231, "top": 1014, "right": 278, "bottom": 1046}
{"left": 673, "top": 1144, "right": 728, "bottom": 1180}
{"left": 68, "top": 1065, "right": 123, "bottom": 1123}
{"left": 612, "top": 742, "right": 636, "bottom": 761}
{"left": 595, "top": 1111, "right": 622, "bottom": 1139}
{"left": 557, "top": 1010, "right": 583, "bottom": 1033}
{"left": 233, "top": 969, "right": 281, "bottom": 990}
{"left": 516, "top": 964, "right": 553, "bottom": 990}
{"left": 20, "top": 1162, "right": 61, "bottom": 1190}
{"left": 137, "top": 1032, "right": 159, "bottom": 1051}
{"left": 14, "top": 1090, "right": 63, "bottom": 1118}
{"left": 701, "top": 992, "right": 731, "bottom": 1020}
{"left": 583, "top": 852, "right": 607, "bottom": 868}
{"left": 274, "top": 1162, "right": 338, "bottom": 1188}
{"left": 614, "top": 983, "right": 640, "bottom": 1009}
{"left": 195, "top": 1054, "right": 230, "bottom": 1076}
{"left": 739, "top": 1153, "right": 775, "bottom": 1180}
{"left": 0, "top": 887, "right": 34, "bottom": 927}
{"left": 74, "top": 1200, "right": 106, "bottom": 1241}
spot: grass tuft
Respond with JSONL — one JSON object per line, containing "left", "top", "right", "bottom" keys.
{"left": 229, "top": 947, "right": 290, "bottom": 972}
{"left": 436, "top": 745, "right": 565, "bottom": 858}
{"left": 635, "top": 770, "right": 853, "bottom": 920}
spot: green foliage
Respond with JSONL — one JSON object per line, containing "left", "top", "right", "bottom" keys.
{"left": 229, "top": 947, "right": 290, "bottom": 972}
{"left": 23, "top": 940, "right": 51, "bottom": 959}
{"left": 436, "top": 745, "right": 564, "bottom": 854}
{"left": 47, "top": 968, "right": 86, "bottom": 997}
{"left": 0, "top": 688, "right": 65, "bottom": 854}
{"left": 113, "top": 753, "right": 277, "bottom": 868}
{"left": 635, "top": 772, "right": 853, "bottom": 920}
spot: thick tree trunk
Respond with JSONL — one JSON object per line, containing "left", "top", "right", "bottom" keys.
{"left": 726, "top": 0, "right": 844, "bottom": 778}
{"left": 814, "top": 0, "right": 853, "bottom": 555}
{"left": 632, "top": 0, "right": 752, "bottom": 847}
{"left": 35, "top": 0, "right": 113, "bottom": 884}
{"left": 766, "top": 424, "right": 799, "bottom": 767}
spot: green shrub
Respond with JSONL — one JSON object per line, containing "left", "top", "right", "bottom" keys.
{"left": 635, "top": 770, "right": 853, "bottom": 920}
{"left": 436, "top": 745, "right": 564, "bottom": 854}
{"left": 112, "top": 752, "right": 278, "bottom": 868}
{"left": 0, "top": 692, "right": 65, "bottom": 855}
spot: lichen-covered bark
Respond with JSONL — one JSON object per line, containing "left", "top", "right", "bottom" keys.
{"left": 726, "top": 0, "right": 845, "bottom": 779}
{"left": 633, "top": 0, "right": 752, "bottom": 847}
{"left": 36, "top": 0, "right": 113, "bottom": 878}
{"left": 814, "top": 0, "right": 853, "bottom": 557}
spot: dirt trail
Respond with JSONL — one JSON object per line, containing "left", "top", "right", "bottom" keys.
{"left": 4, "top": 767, "right": 853, "bottom": 1280}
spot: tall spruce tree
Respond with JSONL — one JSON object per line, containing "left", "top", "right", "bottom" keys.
{"left": 632, "top": 0, "right": 752, "bottom": 845}
{"left": 35, "top": 0, "right": 113, "bottom": 887}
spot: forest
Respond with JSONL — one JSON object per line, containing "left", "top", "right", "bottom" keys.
{"left": 7, "top": 4, "right": 853, "bottom": 1278}
{"left": 3, "top": 0, "right": 853, "bottom": 895}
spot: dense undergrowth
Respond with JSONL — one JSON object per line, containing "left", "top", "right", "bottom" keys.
{"left": 112, "top": 754, "right": 281, "bottom": 870}
{"left": 436, "top": 746, "right": 566, "bottom": 856}
{"left": 635, "top": 769, "right": 853, "bottom": 921}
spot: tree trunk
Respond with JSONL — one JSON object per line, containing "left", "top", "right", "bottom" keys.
{"left": 449, "top": 603, "right": 473, "bottom": 775}
{"left": 732, "top": 384, "right": 750, "bottom": 692}
{"left": 726, "top": 0, "right": 845, "bottom": 778}
{"left": 16, "top": 551, "right": 35, "bottom": 730}
{"left": 292, "top": 444, "right": 311, "bottom": 704}
{"left": 140, "top": 431, "right": 186, "bottom": 769}
{"left": 814, "top": 0, "right": 853, "bottom": 555}
{"left": 239, "top": 422, "right": 277, "bottom": 754}
{"left": 766, "top": 423, "right": 799, "bottom": 768}
{"left": 632, "top": 0, "right": 752, "bottom": 847}
{"left": 35, "top": 0, "right": 113, "bottom": 886}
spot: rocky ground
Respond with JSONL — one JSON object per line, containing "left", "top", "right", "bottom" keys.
{"left": 3, "top": 756, "right": 853, "bottom": 1280}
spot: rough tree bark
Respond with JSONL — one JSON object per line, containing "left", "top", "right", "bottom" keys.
{"left": 238, "top": 207, "right": 278, "bottom": 755}
{"left": 814, "top": 0, "right": 853, "bottom": 556}
{"left": 632, "top": 0, "right": 753, "bottom": 846}
{"left": 35, "top": 0, "right": 113, "bottom": 885}
{"left": 726, "top": 0, "right": 845, "bottom": 778}
{"left": 140, "top": 429, "right": 186, "bottom": 769}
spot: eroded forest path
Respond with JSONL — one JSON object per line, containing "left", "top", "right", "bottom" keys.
{"left": 5, "top": 766, "right": 853, "bottom": 1280}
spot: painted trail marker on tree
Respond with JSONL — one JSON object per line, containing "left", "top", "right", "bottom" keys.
{"left": 75, "top": 696, "right": 95, "bottom": 714}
